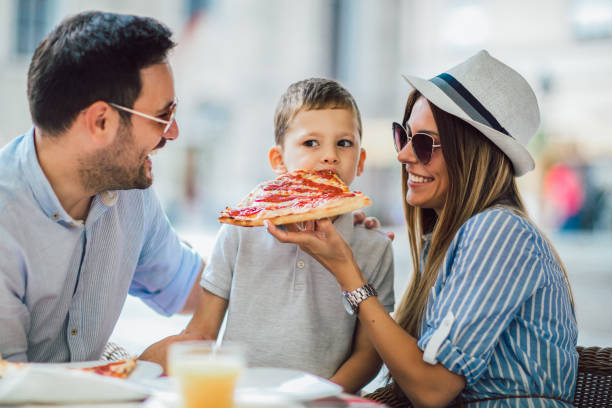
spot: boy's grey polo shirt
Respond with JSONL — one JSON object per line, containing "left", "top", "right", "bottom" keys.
{"left": 202, "top": 213, "right": 394, "bottom": 378}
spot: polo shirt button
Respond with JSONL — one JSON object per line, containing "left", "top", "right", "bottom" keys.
{"left": 53, "top": 212, "right": 59, "bottom": 220}
{"left": 71, "top": 328, "right": 78, "bottom": 336}
{"left": 296, "top": 260, "right": 305, "bottom": 269}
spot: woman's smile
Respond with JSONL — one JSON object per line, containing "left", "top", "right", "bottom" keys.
{"left": 408, "top": 171, "right": 434, "bottom": 185}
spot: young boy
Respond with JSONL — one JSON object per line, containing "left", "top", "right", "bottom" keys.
{"left": 186, "top": 78, "right": 394, "bottom": 393}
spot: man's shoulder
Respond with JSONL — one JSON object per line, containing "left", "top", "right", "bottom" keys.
{"left": 0, "top": 133, "right": 25, "bottom": 155}
{"left": 0, "top": 135, "right": 26, "bottom": 180}
{"left": 0, "top": 136, "right": 31, "bottom": 219}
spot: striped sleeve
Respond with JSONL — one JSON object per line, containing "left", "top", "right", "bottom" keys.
{"left": 129, "top": 188, "right": 203, "bottom": 316}
{"left": 417, "top": 209, "right": 545, "bottom": 384}
{"left": 0, "top": 226, "right": 30, "bottom": 361}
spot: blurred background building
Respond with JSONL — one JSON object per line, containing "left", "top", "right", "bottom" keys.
{"left": 1, "top": 0, "right": 610, "bottom": 370}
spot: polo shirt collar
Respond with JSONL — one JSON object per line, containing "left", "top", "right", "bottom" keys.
{"left": 22, "top": 128, "right": 117, "bottom": 227}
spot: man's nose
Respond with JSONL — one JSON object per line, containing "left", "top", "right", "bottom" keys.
{"left": 164, "top": 120, "right": 179, "bottom": 140}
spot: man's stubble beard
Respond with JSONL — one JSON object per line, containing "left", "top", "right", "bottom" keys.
{"left": 78, "top": 122, "right": 152, "bottom": 193}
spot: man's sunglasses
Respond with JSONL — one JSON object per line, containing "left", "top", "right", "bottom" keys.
{"left": 109, "top": 99, "right": 178, "bottom": 136}
{"left": 392, "top": 122, "right": 441, "bottom": 165}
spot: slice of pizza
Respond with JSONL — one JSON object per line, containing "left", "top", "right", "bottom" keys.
{"left": 75, "top": 358, "right": 137, "bottom": 379}
{"left": 0, "top": 358, "right": 136, "bottom": 380}
{"left": 219, "top": 169, "right": 371, "bottom": 227}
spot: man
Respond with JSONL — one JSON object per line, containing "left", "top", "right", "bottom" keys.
{"left": 0, "top": 11, "right": 203, "bottom": 362}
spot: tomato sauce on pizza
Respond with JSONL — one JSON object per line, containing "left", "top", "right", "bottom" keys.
{"left": 219, "top": 170, "right": 371, "bottom": 227}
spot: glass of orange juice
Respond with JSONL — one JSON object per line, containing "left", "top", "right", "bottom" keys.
{"left": 168, "top": 341, "right": 245, "bottom": 408}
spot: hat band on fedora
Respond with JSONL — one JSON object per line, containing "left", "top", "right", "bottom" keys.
{"left": 430, "top": 73, "right": 511, "bottom": 138}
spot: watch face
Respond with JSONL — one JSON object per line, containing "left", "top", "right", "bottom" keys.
{"left": 341, "top": 293, "right": 356, "bottom": 315}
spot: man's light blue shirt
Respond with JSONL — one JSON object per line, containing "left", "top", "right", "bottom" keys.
{"left": 0, "top": 129, "right": 202, "bottom": 362}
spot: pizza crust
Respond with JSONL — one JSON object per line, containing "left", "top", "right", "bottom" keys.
{"left": 219, "top": 194, "right": 371, "bottom": 227}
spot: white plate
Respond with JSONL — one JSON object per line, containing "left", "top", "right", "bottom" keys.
{"left": 236, "top": 367, "right": 342, "bottom": 401}
{"left": 235, "top": 393, "right": 304, "bottom": 408}
{"left": 0, "top": 363, "right": 151, "bottom": 404}
{"left": 62, "top": 360, "right": 163, "bottom": 382}
{"left": 134, "top": 367, "right": 341, "bottom": 403}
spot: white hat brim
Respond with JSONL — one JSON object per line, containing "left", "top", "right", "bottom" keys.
{"left": 402, "top": 74, "right": 535, "bottom": 176}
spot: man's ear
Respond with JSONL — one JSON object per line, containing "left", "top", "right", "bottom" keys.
{"left": 83, "top": 101, "right": 118, "bottom": 146}
{"left": 356, "top": 148, "right": 366, "bottom": 176}
{"left": 268, "top": 145, "right": 287, "bottom": 175}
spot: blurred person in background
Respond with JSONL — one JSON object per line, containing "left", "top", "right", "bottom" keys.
{"left": 0, "top": 11, "right": 204, "bottom": 362}
{"left": 543, "top": 161, "right": 585, "bottom": 230}
{"left": 267, "top": 50, "right": 578, "bottom": 407}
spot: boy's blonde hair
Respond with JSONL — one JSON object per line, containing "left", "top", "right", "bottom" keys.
{"left": 274, "top": 78, "right": 362, "bottom": 145}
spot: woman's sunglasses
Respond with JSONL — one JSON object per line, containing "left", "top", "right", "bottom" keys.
{"left": 392, "top": 122, "right": 441, "bottom": 165}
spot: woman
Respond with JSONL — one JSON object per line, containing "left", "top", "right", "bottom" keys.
{"left": 266, "top": 50, "right": 578, "bottom": 407}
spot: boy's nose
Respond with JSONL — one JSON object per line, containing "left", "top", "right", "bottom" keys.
{"left": 322, "top": 149, "right": 339, "bottom": 163}
{"left": 323, "top": 156, "right": 338, "bottom": 163}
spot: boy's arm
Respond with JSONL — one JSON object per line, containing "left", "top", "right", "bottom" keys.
{"left": 183, "top": 288, "right": 228, "bottom": 339}
{"left": 139, "top": 288, "right": 228, "bottom": 372}
{"left": 178, "top": 261, "right": 205, "bottom": 314}
{"left": 329, "top": 321, "right": 382, "bottom": 394}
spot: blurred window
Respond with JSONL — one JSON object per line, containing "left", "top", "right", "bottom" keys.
{"left": 330, "top": 0, "right": 342, "bottom": 78}
{"left": 329, "top": 0, "right": 355, "bottom": 81}
{"left": 572, "top": 0, "right": 612, "bottom": 40}
{"left": 14, "top": 0, "right": 53, "bottom": 56}
{"left": 440, "top": 1, "right": 488, "bottom": 48}
{"left": 187, "top": 0, "right": 212, "bottom": 16}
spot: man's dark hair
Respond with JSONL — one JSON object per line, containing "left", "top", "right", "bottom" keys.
{"left": 27, "top": 11, "right": 176, "bottom": 135}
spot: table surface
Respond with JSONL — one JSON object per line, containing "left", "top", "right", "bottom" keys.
{"left": 7, "top": 388, "right": 386, "bottom": 408}
{"left": 142, "top": 390, "right": 386, "bottom": 408}
{"left": 0, "top": 362, "right": 388, "bottom": 408}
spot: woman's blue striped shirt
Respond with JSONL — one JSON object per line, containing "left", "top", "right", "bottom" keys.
{"left": 417, "top": 207, "right": 578, "bottom": 407}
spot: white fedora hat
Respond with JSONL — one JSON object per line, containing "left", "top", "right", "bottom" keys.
{"left": 402, "top": 50, "right": 539, "bottom": 176}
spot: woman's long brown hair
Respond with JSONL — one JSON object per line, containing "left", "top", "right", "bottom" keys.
{"left": 393, "top": 91, "right": 574, "bottom": 338}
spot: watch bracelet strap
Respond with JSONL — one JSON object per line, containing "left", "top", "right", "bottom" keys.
{"left": 346, "top": 283, "right": 377, "bottom": 309}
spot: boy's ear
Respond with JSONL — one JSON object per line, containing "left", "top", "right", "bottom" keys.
{"left": 83, "top": 101, "right": 118, "bottom": 146}
{"left": 268, "top": 145, "right": 287, "bottom": 175}
{"left": 356, "top": 148, "right": 366, "bottom": 176}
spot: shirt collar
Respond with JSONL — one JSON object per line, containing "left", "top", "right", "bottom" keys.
{"left": 100, "top": 190, "right": 118, "bottom": 206}
{"left": 22, "top": 128, "right": 117, "bottom": 227}
{"left": 86, "top": 192, "right": 118, "bottom": 227}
